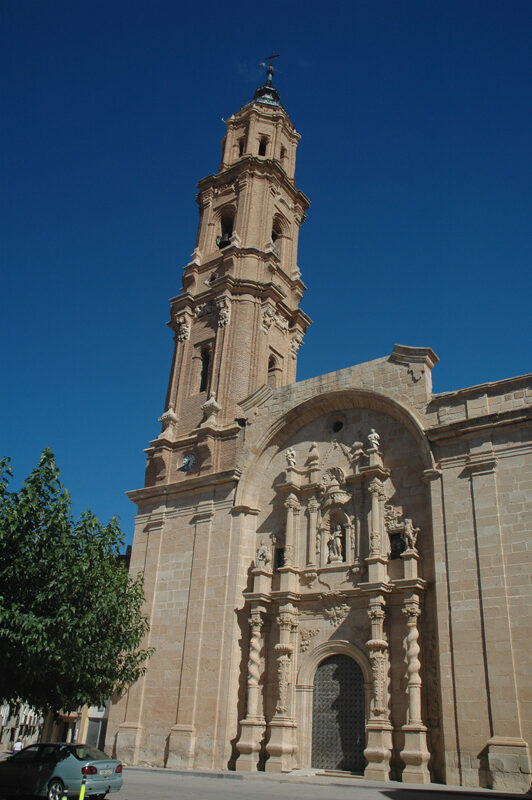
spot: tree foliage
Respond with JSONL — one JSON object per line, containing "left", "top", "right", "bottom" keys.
{"left": 0, "top": 449, "right": 152, "bottom": 715}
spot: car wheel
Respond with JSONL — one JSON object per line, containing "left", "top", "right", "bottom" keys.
{"left": 47, "top": 778, "right": 65, "bottom": 800}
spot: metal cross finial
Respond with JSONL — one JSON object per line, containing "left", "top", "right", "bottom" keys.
{"left": 260, "top": 52, "right": 280, "bottom": 83}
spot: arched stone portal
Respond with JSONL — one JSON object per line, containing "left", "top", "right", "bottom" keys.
{"left": 311, "top": 655, "right": 366, "bottom": 772}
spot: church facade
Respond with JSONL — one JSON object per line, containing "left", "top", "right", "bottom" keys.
{"left": 106, "top": 70, "right": 532, "bottom": 791}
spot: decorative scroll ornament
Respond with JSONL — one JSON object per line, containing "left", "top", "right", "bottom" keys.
{"left": 299, "top": 627, "right": 320, "bottom": 652}
{"left": 216, "top": 297, "right": 231, "bottom": 327}
{"left": 289, "top": 331, "right": 304, "bottom": 357}
{"left": 175, "top": 315, "right": 191, "bottom": 342}
{"left": 195, "top": 300, "right": 214, "bottom": 318}
{"left": 384, "top": 503, "right": 403, "bottom": 533}
{"left": 262, "top": 306, "right": 276, "bottom": 332}
{"left": 158, "top": 406, "right": 178, "bottom": 431}
{"left": 274, "top": 314, "right": 289, "bottom": 333}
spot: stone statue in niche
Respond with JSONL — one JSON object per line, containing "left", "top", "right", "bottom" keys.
{"left": 367, "top": 428, "right": 380, "bottom": 451}
{"left": 402, "top": 518, "right": 420, "bottom": 551}
{"left": 327, "top": 524, "right": 344, "bottom": 563}
{"left": 285, "top": 448, "right": 296, "bottom": 467}
{"left": 255, "top": 540, "right": 271, "bottom": 569}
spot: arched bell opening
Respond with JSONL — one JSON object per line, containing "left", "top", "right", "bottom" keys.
{"left": 267, "top": 353, "right": 283, "bottom": 388}
{"left": 217, "top": 206, "right": 235, "bottom": 249}
{"left": 270, "top": 213, "right": 289, "bottom": 260}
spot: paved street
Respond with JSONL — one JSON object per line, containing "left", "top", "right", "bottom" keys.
{"left": 117, "top": 768, "right": 526, "bottom": 800}
{"left": 0, "top": 764, "right": 527, "bottom": 800}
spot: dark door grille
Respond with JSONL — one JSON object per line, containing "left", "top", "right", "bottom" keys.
{"left": 311, "top": 654, "right": 366, "bottom": 772}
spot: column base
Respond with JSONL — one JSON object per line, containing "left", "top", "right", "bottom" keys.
{"left": 114, "top": 722, "right": 143, "bottom": 765}
{"left": 364, "top": 720, "right": 392, "bottom": 781}
{"left": 265, "top": 718, "right": 297, "bottom": 773}
{"left": 166, "top": 724, "right": 196, "bottom": 769}
{"left": 485, "top": 736, "right": 531, "bottom": 792}
{"left": 400, "top": 724, "right": 431, "bottom": 783}
{"left": 236, "top": 718, "right": 266, "bottom": 771}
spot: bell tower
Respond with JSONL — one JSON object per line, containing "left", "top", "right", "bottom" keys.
{"left": 146, "top": 63, "right": 311, "bottom": 483}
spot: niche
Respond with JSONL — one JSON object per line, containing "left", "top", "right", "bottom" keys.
{"left": 217, "top": 207, "right": 235, "bottom": 249}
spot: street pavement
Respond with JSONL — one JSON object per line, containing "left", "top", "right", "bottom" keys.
{"left": 0, "top": 764, "right": 528, "bottom": 800}
{"left": 117, "top": 767, "right": 529, "bottom": 800}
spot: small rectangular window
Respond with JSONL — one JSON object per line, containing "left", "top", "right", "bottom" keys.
{"left": 200, "top": 345, "right": 211, "bottom": 392}
{"left": 274, "top": 547, "right": 285, "bottom": 572}
{"left": 389, "top": 533, "right": 406, "bottom": 560}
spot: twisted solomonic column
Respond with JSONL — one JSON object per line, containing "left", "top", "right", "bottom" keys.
{"left": 400, "top": 593, "right": 431, "bottom": 783}
{"left": 246, "top": 613, "right": 264, "bottom": 718}
{"left": 236, "top": 609, "right": 265, "bottom": 771}
{"left": 403, "top": 599, "right": 422, "bottom": 724}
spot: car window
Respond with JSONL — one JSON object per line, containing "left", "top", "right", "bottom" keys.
{"left": 69, "top": 744, "right": 109, "bottom": 761}
{"left": 39, "top": 745, "right": 68, "bottom": 763}
{"left": 14, "top": 745, "right": 40, "bottom": 761}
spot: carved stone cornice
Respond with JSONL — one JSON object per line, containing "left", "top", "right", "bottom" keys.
{"left": 426, "top": 407, "right": 532, "bottom": 443}
{"left": 464, "top": 451, "right": 498, "bottom": 475}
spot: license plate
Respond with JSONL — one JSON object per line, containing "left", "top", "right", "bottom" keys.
{"left": 100, "top": 769, "right": 112, "bottom": 775}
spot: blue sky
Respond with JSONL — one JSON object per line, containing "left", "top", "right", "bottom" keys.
{"left": 2, "top": 0, "right": 531, "bottom": 545}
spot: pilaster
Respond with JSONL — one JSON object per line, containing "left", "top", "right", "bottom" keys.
{"left": 364, "top": 594, "right": 393, "bottom": 781}
{"left": 167, "top": 507, "right": 214, "bottom": 769}
{"left": 265, "top": 605, "right": 298, "bottom": 772}
{"left": 465, "top": 450, "right": 531, "bottom": 791}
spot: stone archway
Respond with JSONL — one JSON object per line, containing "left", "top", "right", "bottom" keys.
{"left": 295, "top": 641, "right": 371, "bottom": 770}
{"left": 311, "top": 654, "right": 366, "bottom": 772}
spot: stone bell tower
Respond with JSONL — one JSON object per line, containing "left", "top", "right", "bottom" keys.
{"left": 146, "top": 63, "right": 311, "bottom": 484}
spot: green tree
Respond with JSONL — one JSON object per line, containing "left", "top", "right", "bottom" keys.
{"left": 0, "top": 448, "right": 152, "bottom": 715}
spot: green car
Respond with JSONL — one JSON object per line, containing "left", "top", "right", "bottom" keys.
{"left": 0, "top": 743, "right": 123, "bottom": 799}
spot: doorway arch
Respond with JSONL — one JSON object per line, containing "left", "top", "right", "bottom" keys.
{"left": 311, "top": 654, "right": 366, "bottom": 772}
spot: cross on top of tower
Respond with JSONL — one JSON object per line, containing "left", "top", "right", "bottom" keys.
{"left": 260, "top": 52, "right": 280, "bottom": 84}
{"left": 253, "top": 53, "right": 282, "bottom": 108}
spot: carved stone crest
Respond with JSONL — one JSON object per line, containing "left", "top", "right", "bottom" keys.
{"left": 319, "top": 591, "right": 350, "bottom": 627}
{"left": 216, "top": 297, "right": 231, "bottom": 327}
{"left": 289, "top": 332, "right": 304, "bottom": 357}
{"left": 175, "top": 315, "right": 191, "bottom": 342}
{"left": 299, "top": 627, "right": 320, "bottom": 652}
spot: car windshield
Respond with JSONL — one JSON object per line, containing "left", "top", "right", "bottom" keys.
{"left": 69, "top": 744, "right": 109, "bottom": 761}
